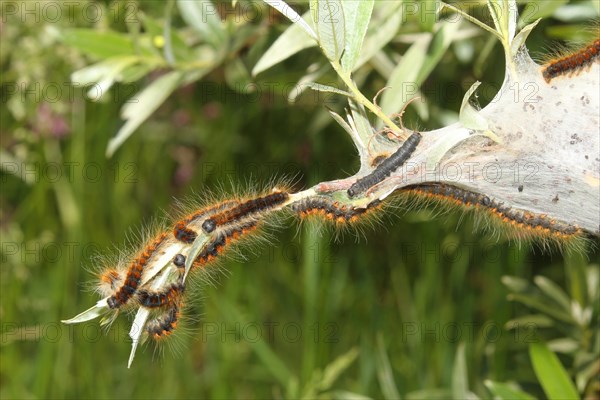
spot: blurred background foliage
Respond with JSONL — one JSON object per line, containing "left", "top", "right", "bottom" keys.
{"left": 1, "top": 0, "right": 599, "bottom": 398}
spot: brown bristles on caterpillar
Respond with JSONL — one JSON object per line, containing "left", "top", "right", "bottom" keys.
{"left": 193, "top": 220, "right": 258, "bottom": 269}
{"left": 98, "top": 269, "right": 125, "bottom": 298}
{"left": 107, "top": 232, "right": 169, "bottom": 309}
{"left": 146, "top": 300, "right": 182, "bottom": 340}
{"left": 136, "top": 282, "right": 185, "bottom": 308}
{"left": 173, "top": 200, "right": 240, "bottom": 243}
{"left": 292, "top": 196, "right": 375, "bottom": 223}
{"left": 201, "top": 191, "right": 289, "bottom": 233}
{"left": 404, "top": 183, "right": 586, "bottom": 250}
{"left": 542, "top": 38, "right": 600, "bottom": 83}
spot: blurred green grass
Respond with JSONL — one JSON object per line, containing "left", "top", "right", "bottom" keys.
{"left": 1, "top": 1, "right": 599, "bottom": 399}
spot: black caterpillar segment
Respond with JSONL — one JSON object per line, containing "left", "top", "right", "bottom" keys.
{"left": 348, "top": 132, "right": 422, "bottom": 198}
{"left": 292, "top": 196, "right": 380, "bottom": 223}
{"left": 409, "top": 183, "right": 581, "bottom": 236}
{"left": 172, "top": 200, "right": 240, "bottom": 243}
{"left": 193, "top": 220, "right": 258, "bottom": 268}
{"left": 201, "top": 192, "right": 289, "bottom": 233}
{"left": 107, "top": 232, "right": 168, "bottom": 309}
{"left": 146, "top": 301, "right": 181, "bottom": 339}
{"left": 136, "top": 283, "right": 185, "bottom": 308}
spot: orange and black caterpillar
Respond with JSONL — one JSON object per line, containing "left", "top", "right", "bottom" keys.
{"left": 145, "top": 301, "right": 182, "bottom": 340}
{"left": 173, "top": 200, "right": 240, "bottom": 243}
{"left": 107, "top": 232, "right": 169, "bottom": 309}
{"left": 201, "top": 192, "right": 289, "bottom": 233}
{"left": 542, "top": 38, "right": 600, "bottom": 83}
{"left": 193, "top": 220, "right": 258, "bottom": 268}
{"left": 291, "top": 196, "right": 380, "bottom": 223}
{"left": 348, "top": 132, "right": 422, "bottom": 198}
{"left": 407, "top": 183, "right": 581, "bottom": 237}
{"left": 136, "top": 282, "right": 185, "bottom": 308}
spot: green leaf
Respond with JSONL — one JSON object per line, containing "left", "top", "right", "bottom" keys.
{"left": 487, "top": 0, "right": 517, "bottom": 44}
{"left": 451, "top": 343, "right": 478, "bottom": 400}
{"left": 318, "top": 348, "right": 359, "bottom": 391}
{"left": 484, "top": 380, "right": 536, "bottom": 400}
{"left": 379, "top": 35, "right": 430, "bottom": 119}
{"left": 511, "top": 18, "right": 541, "bottom": 56}
{"left": 252, "top": 11, "right": 316, "bottom": 76}
{"left": 310, "top": 0, "right": 346, "bottom": 62}
{"left": 106, "top": 71, "right": 184, "bottom": 157}
{"left": 177, "top": 0, "right": 227, "bottom": 48}
{"left": 354, "top": 4, "right": 403, "bottom": 70}
{"left": 71, "top": 57, "right": 142, "bottom": 100}
{"left": 262, "top": 0, "right": 317, "bottom": 40}
{"left": 519, "top": 0, "right": 566, "bottom": 26}
{"left": 529, "top": 342, "right": 580, "bottom": 400}
{"left": 375, "top": 334, "right": 401, "bottom": 400}
{"left": 534, "top": 276, "right": 572, "bottom": 312}
{"left": 304, "top": 82, "right": 352, "bottom": 97}
{"left": 504, "top": 314, "right": 555, "bottom": 330}
{"left": 508, "top": 293, "right": 576, "bottom": 324}
{"left": 340, "top": 0, "right": 373, "bottom": 72}
{"left": 460, "top": 81, "right": 486, "bottom": 130}
{"left": 60, "top": 29, "right": 134, "bottom": 59}
{"left": 501, "top": 275, "right": 530, "bottom": 293}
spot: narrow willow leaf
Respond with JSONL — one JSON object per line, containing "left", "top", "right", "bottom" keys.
{"left": 319, "top": 347, "right": 359, "bottom": 391}
{"left": 304, "top": 82, "right": 352, "bottom": 97}
{"left": 340, "top": 0, "right": 374, "bottom": 72}
{"left": 263, "top": 0, "right": 318, "bottom": 40}
{"left": 354, "top": 5, "right": 402, "bottom": 70}
{"left": 252, "top": 10, "right": 316, "bottom": 76}
{"left": 529, "top": 342, "right": 580, "bottom": 400}
{"left": 487, "top": 0, "right": 517, "bottom": 44}
{"left": 60, "top": 29, "right": 134, "bottom": 59}
{"left": 106, "top": 71, "right": 183, "bottom": 157}
{"left": 534, "top": 276, "right": 572, "bottom": 312}
{"left": 511, "top": 18, "right": 541, "bottom": 56}
{"left": 459, "top": 81, "right": 489, "bottom": 131}
{"left": 287, "top": 63, "right": 329, "bottom": 103}
{"left": 504, "top": 314, "right": 554, "bottom": 330}
{"left": 379, "top": 35, "right": 430, "bottom": 119}
{"left": 177, "top": 0, "right": 227, "bottom": 48}
{"left": 484, "top": 380, "right": 536, "bottom": 400}
{"left": 310, "top": 0, "right": 346, "bottom": 62}
{"left": 71, "top": 57, "right": 141, "bottom": 101}
{"left": 440, "top": 3, "right": 501, "bottom": 41}
{"left": 501, "top": 275, "right": 530, "bottom": 293}
{"left": 508, "top": 293, "right": 576, "bottom": 324}
{"left": 327, "top": 109, "right": 354, "bottom": 136}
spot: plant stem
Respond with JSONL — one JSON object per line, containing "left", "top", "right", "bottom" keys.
{"left": 330, "top": 60, "right": 409, "bottom": 141}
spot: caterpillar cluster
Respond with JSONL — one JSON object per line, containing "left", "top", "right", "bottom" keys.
{"left": 75, "top": 179, "right": 589, "bottom": 364}
{"left": 92, "top": 187, "right": 387, "bottom": 351}
{"left": 542, "top": 38, "right": 600, "bottom": 83}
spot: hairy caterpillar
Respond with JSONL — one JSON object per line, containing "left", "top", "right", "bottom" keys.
{"left": 348, "top": 132, "right": 422, "bottom": 198}
{"left": 201, "top": 191, "right": 290, "bottom": 233}
{"left": 193, "top": 220, "right": 258, "bottom": 268}
{"left": 542, "top": 38, "right": 600, "bottom": 83}
{"left": 404, "top": 183, "right": 586, "bottom": 249}
{"left": 173, "top": 200, "right": 240, "bottom": 243}
{"left": 107, "top": 232, "right": 169, "bottom": 309}
{"left": 136, "top": 282, "right": 185, "bottom": 308}
{"left": 145, "top": 300, "right": 182, "bottom": 340}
